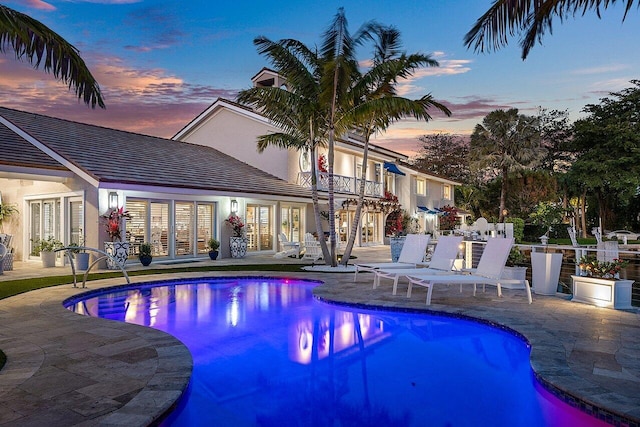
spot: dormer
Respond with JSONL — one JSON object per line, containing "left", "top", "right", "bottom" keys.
{"left": 251, "top": 67, "right": 289, "bottom": 90}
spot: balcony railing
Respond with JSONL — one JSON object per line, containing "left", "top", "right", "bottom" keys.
{"left": 298, "top": 172, "right": 383, "bottom": 197}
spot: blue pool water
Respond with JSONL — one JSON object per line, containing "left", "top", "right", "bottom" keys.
{"left": 65, "top": 277, "right": 607, "bottom": 427}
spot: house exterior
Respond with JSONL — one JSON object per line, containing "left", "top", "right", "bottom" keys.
{"left": 174, "top": 68, "right": 459, "bottom": 247}
{"left": 0, "top": 70, "right": 458, "bottom": 266}
{"left": 0, "top": 106, "right": 311, "bottom": 265}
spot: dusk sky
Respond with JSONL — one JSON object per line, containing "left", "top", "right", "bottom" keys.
{"left": 1, "top": 0, "right": 638, "bottom": 157}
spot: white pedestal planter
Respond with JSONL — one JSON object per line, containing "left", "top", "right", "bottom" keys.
{"left": 41, "top": 251, "right": 56, "bottom": 268}
{"left": 571, "top": 275, "right": 633, "bottom": 310}
{"left": 500, "top": 266, "right": 528, "bottom": 289}
{"left": 104, "top": 241, "right": 130, "bottom": 269}
{"left": 531, "top": 252, "right": 563, "bottom": 295}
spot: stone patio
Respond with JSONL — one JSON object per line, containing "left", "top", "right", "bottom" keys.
{"left": 0, "top": 246, "right": 638, "bottom": 426}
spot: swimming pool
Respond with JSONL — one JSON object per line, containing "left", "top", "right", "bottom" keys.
{"left": 64, "top": 277, "right": 608, "bottom": 426}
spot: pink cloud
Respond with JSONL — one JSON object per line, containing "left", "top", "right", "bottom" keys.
{"left": 22, "top": 0, "right": 55, "bottom": 11}
{"left": 0, "top": 56, "right": 237, "bottom": 137}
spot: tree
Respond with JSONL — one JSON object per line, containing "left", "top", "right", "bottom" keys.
{"left": 568, "top": 80, "right": 640, "bottom": 230}
{"left": 339, "top": 23, "right": 450, "bottom": 266}
{"left": 464, "top": 0, "right": 639, "bottom": 59}
{"left": 0, "top": 4, "right": 104, "bottom": 108}
{"left": 239, "top": 9, "right": 450, "bottom": 266}
{"left": 412, "top": 133, "right": 470, "bottom": 183}
{"left": 236, "top": 36, "right": 330, "bottom": 261}
{"left": 469, "top": 108, "right": 544, "bottom": 222}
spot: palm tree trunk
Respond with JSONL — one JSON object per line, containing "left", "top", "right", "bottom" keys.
{"left": 499, "top": 166, "right": 509, "bottom": 222}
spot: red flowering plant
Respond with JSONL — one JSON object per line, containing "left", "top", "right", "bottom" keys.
{"left": 225, "top": 213, "right": 245, "bottom": 237}
{"left": 101, "top": 207, "right": 132, "bottom": 242}
{"left": 577, "top": 255, "right": 629, "bottom": 279}
{"left": 318, "top": 154, "right": 328, "bottom": 173}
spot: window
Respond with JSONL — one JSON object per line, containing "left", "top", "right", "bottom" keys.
{"left": 374, "top": 163, "right": 382, "bottom": 183}
{"left": 416, "top": 178, "right": 426, "bottom": 195}
{"left": 384, "top": 172, "right": 394, "bottom": 194}
{"left": 443, "top": 185, "right": 451, "bottom": 200}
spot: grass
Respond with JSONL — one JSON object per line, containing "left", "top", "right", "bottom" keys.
{"left": 0, "top": 264, "right": 309, "bottom": 300}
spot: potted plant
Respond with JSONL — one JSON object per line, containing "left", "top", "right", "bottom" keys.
{"left": 32, "top": 236, "right": 63, "bottom": 268}
{"left": 101, "top": 207, "right": 132, "bottom": 269}
{"left": 207, "top": 238, "right": 220, "bottom": 260}
{"left": 0, "top": 202, "right": 18, "bottom": 232}
{"left": 572, "top": 255, "right": 632, "bottom": 309}
{"left": 67, "top": 242, "right": 90, "bottom": 270}
{"left": 138, "top": 243, "right": 153, "bottom": 266}
{"left": 225, "top": 214, "right": 247, "bottom": 258}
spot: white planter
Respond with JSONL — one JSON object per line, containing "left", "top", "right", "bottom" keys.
{"left": 500, "top": 266, "right": 528, "bottom": 289}
{"left": 531, "top": 252, "right": 563, "bottom": 295}
{"left": 41, "top": 251, "right": 57, "bottom": 268}
{"left": 571, "top": 275, "right": 633, "bottom": 310}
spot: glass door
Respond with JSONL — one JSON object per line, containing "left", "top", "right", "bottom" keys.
{"left": 175, "top": 202, "right": 194, "bottom": 257}
{"left": 126, "top": 200, "right": 148, "bottom": 256}
{"left": 196, "top": 203, "right": 215, "bottom": 255}
{"left": 151, "top": 202, "right": 169, "bottom": 257}
{"left": 68, "top": 198, "right": 84, "bottom": 246}
{"left": 361, "top": 211, "right": 379, "bottom": 245}
{"left": 246, "top": 204, "right": 273, "bottom": 252}
{"left": 280, "top": 206, "right": 302, "bottom": 244}
{"left": 29, "top": 199, "right": 60, "bottom": 257}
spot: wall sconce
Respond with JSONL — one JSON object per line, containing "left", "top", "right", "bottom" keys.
{"left": 108, "top": 191, "right": 119, "bottom": 209}
{"left": 230, "top": 199, "right": 238, "bottom": 213}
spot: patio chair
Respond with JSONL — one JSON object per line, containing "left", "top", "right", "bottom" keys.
{"left": 353, "top": 234, "right": 431, "bottom": 281}
{"left": 403, "top": 238, "right": 532, "bottom": 305}
{"left": 274, "top": 232, "right": 300, "bottom": 259}
{"left": 302, "top": 233, "right": 323, "bottom": 262}
{"left": 373, "top": 235, "right": 463, "bottom": 294}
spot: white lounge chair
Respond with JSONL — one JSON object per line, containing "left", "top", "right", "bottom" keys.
{"left": 373, "top": 235, "right": 464, "bottom": 293}
{"left": 274, "top": 232, "right": 300, "bottom": 258}
{"left": 403, "top": 238, "right": 532, "bottom": 305}
{"left": 353, "top": 234, "right": 431, "bottom": 281}
{"left": 302, "top": 233, "right": 323, "bottom": 262}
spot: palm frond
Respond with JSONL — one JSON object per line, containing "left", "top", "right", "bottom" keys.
{"left": 0, "top": 5, "right": 104, "bottom": 108}
{"left": 464, "top": 0, "right": 638, "bottom": 59}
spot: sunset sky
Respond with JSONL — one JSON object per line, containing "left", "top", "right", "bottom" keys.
{"left": 1, "top": 0, "right": 638, "bottom": 157}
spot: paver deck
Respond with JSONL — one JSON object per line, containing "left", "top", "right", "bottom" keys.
{"left": 0, "top": 247, "right": 638, "bottom": 426}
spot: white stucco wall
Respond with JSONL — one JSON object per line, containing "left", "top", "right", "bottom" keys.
{"left": 179, "top": 107, "right": 290, "bottom": 181}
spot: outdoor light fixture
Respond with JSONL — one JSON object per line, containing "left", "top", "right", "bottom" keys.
{"left": 231, "top": 199, "right": 238, "bottom": 213}
{"left": 108, "top": 191, "right": 119, "bottom": 209}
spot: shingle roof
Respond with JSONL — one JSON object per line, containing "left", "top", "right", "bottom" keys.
{"left": 0, "top": 107, "right": 312, "bottom": 198}
{"left": 0, "top": 120, "right": 68, "bottom": 171}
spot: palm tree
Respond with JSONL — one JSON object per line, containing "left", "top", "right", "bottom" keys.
{"left": 240, "top": 9, "right": 451, "bottom": 266}
{"left": 339, "top": 23, "right": 451, "bottom": 265}
{"left": 464, "top": 0, "right": 638, "bottom": 59}
{"left": 0, "top": 4, "right": 104, "bottom": 107}
{"left": 469, "top": 108, "right": 543, "bottom": 222}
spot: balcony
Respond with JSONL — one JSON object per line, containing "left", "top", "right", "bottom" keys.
{"left": 298, "top": 172, "right": 383, "bottom": 197}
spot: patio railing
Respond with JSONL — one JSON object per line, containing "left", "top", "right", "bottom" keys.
{"left": 458, "top": 240, "right": 640, "bottom": 307}
{"left": 298, "top": 172, "right": 383, "bottom": 197}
